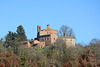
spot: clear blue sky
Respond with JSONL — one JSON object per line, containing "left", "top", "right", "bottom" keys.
{"left": 0, "top": 0, "right": 100, "bottom": 45}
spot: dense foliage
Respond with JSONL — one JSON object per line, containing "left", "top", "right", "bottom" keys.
{"left": 4, "top": 25, "right": 27, "bottom": 54}
{"left": 0, "top": 38, "right": 100, "bottom": 67}
{"left": 90, "top": 38, "right": 100, "bottom": 63}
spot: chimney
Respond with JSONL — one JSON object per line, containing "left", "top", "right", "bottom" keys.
{"left": 37, "top": 25, "right": 41, "bottom": 32}
{"left": 47, "top": 24, "right": 50, "bottom": 28}
{"left": 64, "top": 33, "right": 66, "bottom": 37}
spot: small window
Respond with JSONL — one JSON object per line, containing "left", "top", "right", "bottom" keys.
{"left": 42, "top": 39, "right": 44, "bottom": 41}
{"left": 47, "top": 38, "right": 49, "bottom": 40}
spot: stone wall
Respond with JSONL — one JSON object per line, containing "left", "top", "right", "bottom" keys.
{"left": 50, "top": 34, "right": 58, "bottom": 44}
{"left": 39, "top": 35, "right": 51, "bottom": 45}
{"left": 58, "top": 37, "right": 75, "bottom": 47}
{"left": 40, "top": 31, "right": 47, "bottom": 36}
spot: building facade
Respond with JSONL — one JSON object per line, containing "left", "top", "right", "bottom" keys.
{"left": 20, "top": 40, "right": 45, "bottom": 49}
{"left": 59, "top": 33, "right": 75, "bottom": 47}
{"left": 36, "top": 24, "right": 58, "bottom": 45}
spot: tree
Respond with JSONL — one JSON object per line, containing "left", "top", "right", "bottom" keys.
{"left": 58, "top": 25, "right": 75, "bottom": 37}
{"left": 0, "top": 38, "right": 3, "bottom": 47}
{"left": 0, "top": 38, "right": 5, "bottom": 53}
{"left": 76, "top": 43, "right": 84, "bottom": 48}
{"left": 4, "top": 25, "right": 27, "bottom": 54}
{"left": 16, "top": 25, "right": 27, "bottom": 41}
{"left": 90, "top": 38, "right": 100, "bottom": 62}
{"left": 5, "top": 31, "right": 21, "bottom": 54}
{"left": 45, "top": 39, "right": 67, "bottom": 66}
{"left": 5, "top": 31, "right": 13, "bottom": 47}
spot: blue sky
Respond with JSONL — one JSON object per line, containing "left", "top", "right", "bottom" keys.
{"left": 0, "top": 0, "right": 100, "bottom": 45}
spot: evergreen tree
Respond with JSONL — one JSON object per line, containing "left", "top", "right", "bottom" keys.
{"left": 16, "top": 25, "right": 27, "bottom": 41}
{"left": 0, "top": 38, "right": 3, "bottom": 47}
{"left": 11, "top": 32, "right": 20, "bottom": 54}
{"left": 4, "top": 25, "right": 27, "bottom": 54}
{"left": 5, "top": 31, "right": 20, "bottom": 54}
{"left": 5, "top": 31, "right": 13, "bottom": 47}
{"left": 0, "top": 38, "right": 5, "bottom": 52}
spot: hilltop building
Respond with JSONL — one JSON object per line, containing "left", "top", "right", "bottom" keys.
{"left": 36, "top": 24, "right": 58, "bottom": 45}
{"left": 20, "top": 24, "right": 75, "bottom": 48}
{"left": 36, "top": 24, "right": 75, "bottom": 47}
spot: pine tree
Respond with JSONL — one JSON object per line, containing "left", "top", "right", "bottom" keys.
{"left": 5, "top": 31, "right": 13, "bottom": 47}
{"left": 5, "top": 31, "right": 20, "bottom": 54}
{"left": 16, "top": 25, "right": 27, "bottom": 41}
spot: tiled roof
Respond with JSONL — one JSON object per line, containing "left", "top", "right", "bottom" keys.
{"left": 43, "top": 28, "right": 57, "bottom": 31}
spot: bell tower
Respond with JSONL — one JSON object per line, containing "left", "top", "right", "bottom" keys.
{"left": 37, "top": 25, "right": 41, "bottom": 40}
{"left": 37, "top": 25, "right": 41, "bottom": 32}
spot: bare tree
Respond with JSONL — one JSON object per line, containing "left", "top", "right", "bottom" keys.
{"left": 76, "top": 43, "right": 84, "bottom": 48}
{"left": 58, "top": 25, "right": 75, "bottom": 37}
